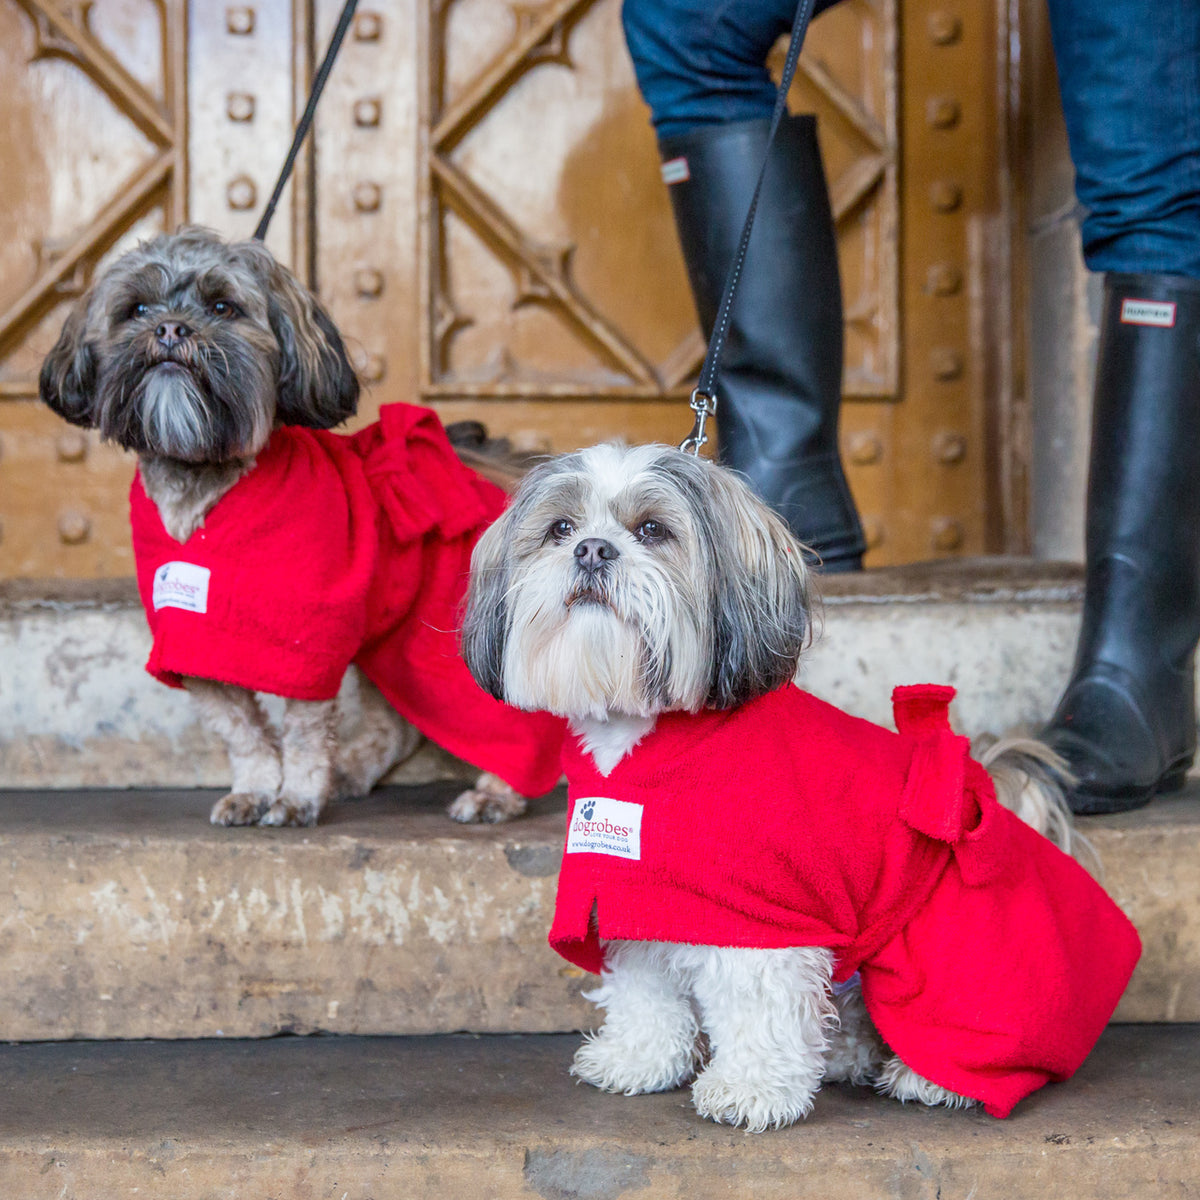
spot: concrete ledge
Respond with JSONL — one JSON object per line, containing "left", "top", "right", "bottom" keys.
{"left": 0, "top": 1026, "right": 1193, "bottom": 1199}
{"left": 0, "top": 783, "right": 1196, "bottom": 1040}
{"left": 1082, "top": 795, "right": 1200, "bottom": 1023}
{"left": 0, "top": 784, "right": 590, "bottom": 1040}
{"left": 1, "top": 561, "right": 1089, "bottom": 788}
{"left": 0, "top": 577, "right": 476, "bottom": 787}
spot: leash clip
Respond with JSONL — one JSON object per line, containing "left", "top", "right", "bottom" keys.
{"left": 680, "top": 388, "right": 718, "bottom": 456}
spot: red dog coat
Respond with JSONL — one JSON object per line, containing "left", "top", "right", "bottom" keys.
{"left": 550, "top": 683, "right": 1141, "bottom": 1118}
{"left": 130, "top": 402, "right": 564, "bottom": 797}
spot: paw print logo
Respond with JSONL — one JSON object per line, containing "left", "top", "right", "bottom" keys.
{"left": 581, "top": 801, "right": 595, "bottom": 820}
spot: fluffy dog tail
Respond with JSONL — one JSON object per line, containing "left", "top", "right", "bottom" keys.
{"left": 975, "top": 735, "right": 1079, "bottom": 858}
{"left": 444, "top": 420, "right": 531, "bottom": 492}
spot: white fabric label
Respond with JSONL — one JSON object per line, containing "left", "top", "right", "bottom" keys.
{"left": 566, "top": 796, "right": 643, "bottom": 860}
{"left": 1120, "top": 299, "right": 1176, "bottom": 327}
{"left": 660, "top": 156, "right": 690, "bottom": 185}
{"left": 152, "top": 561, "right": 210, "bottom": 613}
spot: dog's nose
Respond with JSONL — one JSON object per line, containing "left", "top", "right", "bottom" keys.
{"left": 574, "top": 538, "right": 619, "bottom": 573}
{"left": 155, "top": 321, "right": 191, "bottom": 348}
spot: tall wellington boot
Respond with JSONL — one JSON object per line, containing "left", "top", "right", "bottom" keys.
{"left": 659, "top": 115, "right": 866, "bottom": 570}
{"left": 1042, "top": 273, "right": 1200, "bottom": 813}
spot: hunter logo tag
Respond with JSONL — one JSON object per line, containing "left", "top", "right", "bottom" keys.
{"left": 1120, "top": 299, "right": 1176, "bottom": 328}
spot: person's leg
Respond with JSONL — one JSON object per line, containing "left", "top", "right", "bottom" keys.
{"left": 622, "top": 0, "right": 843, "bottom": 138}
{"left": 1041, "top": 0, "right": 1200, "bottom": 811}
{"left": 1046, "top": 0, "right": 1200, "bottom": 278}
{"left": 623, "top": 0, "right": 865, "bottom": 570}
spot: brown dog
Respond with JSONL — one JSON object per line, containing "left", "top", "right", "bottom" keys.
{"left": 40, "top": 226, "right": 557, "bottom": 827}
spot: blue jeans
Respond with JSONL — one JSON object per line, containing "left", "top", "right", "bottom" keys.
{"left": 623, "top": 0, "right": 1200, "bottom": 276}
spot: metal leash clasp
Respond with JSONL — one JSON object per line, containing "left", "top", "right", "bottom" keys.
{"left": 679, "top": 387, "right": 718, "bottom": 455}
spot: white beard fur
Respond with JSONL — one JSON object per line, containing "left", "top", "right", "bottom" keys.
{"left": 571, "top": 712, "right": 658, "bottom": 776}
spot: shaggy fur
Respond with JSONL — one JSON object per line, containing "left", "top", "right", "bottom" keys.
{"left": 40, "top": 226, "right": 526, "bottom": 827}
{"left": 462, "top": 442, "right": 1077, "bottom": 1129}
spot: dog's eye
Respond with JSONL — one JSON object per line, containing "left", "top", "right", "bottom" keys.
{"left": 634, "top": 519, "right": 669, "bottom": 544}
{"left": 548, "top": 519, "right": 575, "bottom": 543}
{"left": 130, "top": 303, "right": 151, "bottom": 320}
{"left": 210, "top": 300, "right": 238, "bottom": 318}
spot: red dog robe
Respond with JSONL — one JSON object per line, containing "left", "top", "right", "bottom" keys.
{"left": 550, "top": 683, "right": 1141, "bottom": 1118}
{"left": 130, "top": 402, "right": 564, "bottom": 797}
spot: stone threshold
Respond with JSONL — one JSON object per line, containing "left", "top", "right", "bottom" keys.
{"left": 2, "top": 559, "right": 1093, "bottom": 788}
{"left": 0, "top": 783, "right": 1195, "bottom": 1039}
{"left": 0, "top": 1025, "right": 1192, "bottom": 1199}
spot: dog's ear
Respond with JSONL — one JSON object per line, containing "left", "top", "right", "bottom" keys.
{"left": 461, "top": 509, "right": 517, "bottom": 701}
{"left": 700, "top": 466, "right": 813, "bottom": 709}
{"left": 39, "top": 301, "right": 100, "bottom": 428}
{"left": 254, "top": 253, "right": 359, "bottom": 428}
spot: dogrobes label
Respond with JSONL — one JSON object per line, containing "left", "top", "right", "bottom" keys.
{"left": 566, "top": 795, "right": 643, "bottom": 860}
{"left": 153, "top": 561, "right": 211, "bottom": 613}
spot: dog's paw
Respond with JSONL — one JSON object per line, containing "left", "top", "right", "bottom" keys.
{"left": 875, "top": 1055, "right": 977, "bottom": 1109}
{"left": 447, "top": 772, "right": 528, "bottom": 824}
{"left": 259, "top": 796, "right": 321, "bottom": 827}
{"left": 691, "top": 1065, "right": 817, "bottom": 1132}
{"left": 571, "top": 1031, "right": 699, "bottom": 1096}
{"left": 210, "top": 792, "right": 273, "bottom": 826}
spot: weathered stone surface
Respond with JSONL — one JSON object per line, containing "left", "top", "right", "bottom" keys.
{"left": 0, "top": 582, "right": 475, "bottom": 788}
{"left": 1, "top": 562, "right": 1091, "bottom": 788}
{"left": 0, "top": 785, "right": 591, "bottom": 1040}
{"left": 0, "top": 1026, "right": 1194, "bottom": 1199}
{"left": 0, "top": 783, "right": 1197, "bottom": 1039}
{"left": 1085, "top": 795, "right": 1200, "bottom": 1022}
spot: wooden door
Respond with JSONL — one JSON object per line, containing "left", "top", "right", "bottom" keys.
{"left": 0, "top": 0, "right": 1021, "bottom": 577}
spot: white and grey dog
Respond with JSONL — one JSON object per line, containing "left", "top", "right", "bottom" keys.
{"left": 39, "top": 226, "right": 528, "bottom": 828}
{"left": 462, "top": 442, "right": 1076, "bottom": 1131}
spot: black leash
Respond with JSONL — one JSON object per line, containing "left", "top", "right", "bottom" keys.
{"left": 681, "top": 0, "right": 818, "bottom": 454}
{"left": 253, "top": 0, "right": 360, "bottom": 242}
{"left": 253, "top": 0, "right": 814, "bottom": 448}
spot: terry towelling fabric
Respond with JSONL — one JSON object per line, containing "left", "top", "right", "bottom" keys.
{"left": 130, "top": 402, "right": 564, "bottom": 797}
{"left": 550, "top": 683, "right": 1141, "bottom": 1118}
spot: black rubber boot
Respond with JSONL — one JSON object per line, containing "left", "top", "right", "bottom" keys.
{"left": 659, "top": 115, "right": 866, "bottom": 571}
{"left": 1042, "top": 273, "right": 1200, "bottom": 814}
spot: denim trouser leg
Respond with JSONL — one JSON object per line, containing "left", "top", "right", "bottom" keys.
{"left": 626, "top": 0, "right": 1200, "bottom": 277}
{"left": 621, "top": 0, "right": 844, "bottom": 138}
{"left": 1044, "top": 0, "right": 1200, "bottom": 277}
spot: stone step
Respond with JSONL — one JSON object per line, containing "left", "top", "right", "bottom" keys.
{"left": 0, "top": 782, "right": 1195, "bottom": 1041}
{"left": 1, "top": 561, "right": 1092, "bottom": 788}
{"left": 0, "top": 1025, "right": 1194, "bottom": 1199}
